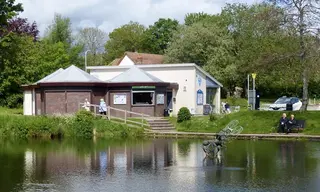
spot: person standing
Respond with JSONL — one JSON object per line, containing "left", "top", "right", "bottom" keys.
{"left": 278, "top": 113, "right": 288, "bottom": 133}
{"left": 99, "top": 98, "right": 107, "bottom": 116}
{"left": 83, "top": 98, "right": 90, "bottom": 111}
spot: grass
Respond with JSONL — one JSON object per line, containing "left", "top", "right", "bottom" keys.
{"left": 168, "top": 110, "right": 320, "bottom": 135}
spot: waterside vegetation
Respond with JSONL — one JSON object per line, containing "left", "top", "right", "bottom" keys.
{"left": 0, "top": 108, "right": 144, "bottom": 139}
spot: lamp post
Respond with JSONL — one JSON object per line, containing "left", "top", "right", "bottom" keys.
{"left": 85, "top": 50, "right": 91, "bottom": 72}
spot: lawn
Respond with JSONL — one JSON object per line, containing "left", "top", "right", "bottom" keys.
{"left": 168, "top": 110, "right": 320, "bottom": 135}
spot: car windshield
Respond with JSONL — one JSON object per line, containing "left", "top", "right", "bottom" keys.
{"left": 275, "top": 97, "right": 292, "bottom": 104}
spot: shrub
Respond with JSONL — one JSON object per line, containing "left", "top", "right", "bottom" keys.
{"left": 209, "top": 113, "right": 218, "bottom": 121}
{"left": 72, "top": 110, "right": 94, "bottom": 139}
{"left": 177, "top": 107, "right": 191, "bottom": 123}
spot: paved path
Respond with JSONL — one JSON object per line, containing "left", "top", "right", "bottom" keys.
{"left": 145, "top": 130, "right": 320, "bottom": 140}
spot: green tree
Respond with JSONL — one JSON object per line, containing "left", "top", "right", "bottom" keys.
{"left": 44, "top": 13, "right": 73, "bottom": 47}
{"left": 142, "top": 18, "right": 179, "bottom": 54}
{"left": 184, "top": 12, "right": 212, "bottom": 26}
{"left": 0, "top": 0, "right": 23, "bottom": 25}
{"left": 165, "top": 21, "right": 236, "bottom": 91}
{"left": 104, "top": 21, "right": 145, "bottom": 63}
{"left": 265, "top": 0, "right": 320, "bottom": 110}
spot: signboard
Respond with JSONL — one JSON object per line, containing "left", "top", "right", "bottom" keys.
{"left": 156, "top": 94, "right": 165, "bottom": 104}
{"left": 113, "top": 94, "right": 126, "bottom": 105}
{"left": 197, "top": 89, "right": 203, "bottom": 105}
{"left": 132, "top": 86, "right": 155, "bottom": 90}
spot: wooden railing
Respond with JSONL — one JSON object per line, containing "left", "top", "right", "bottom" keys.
{"left": 78, "top": 103, "right": 150, "bottom": 128}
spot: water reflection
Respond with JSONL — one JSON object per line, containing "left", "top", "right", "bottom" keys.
{"left": 0, "top": 139, "right": 320, "bottom": 192}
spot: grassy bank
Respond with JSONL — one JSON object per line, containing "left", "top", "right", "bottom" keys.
{"left": 0, "top": 109, "right": 144, "bottom": 139}
{"left": 168, "top": 110, "right": 320, "bottom": 135}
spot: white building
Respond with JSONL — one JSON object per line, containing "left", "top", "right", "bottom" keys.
{"left": 87, "top": 53, "right": 222, "bottom": 115}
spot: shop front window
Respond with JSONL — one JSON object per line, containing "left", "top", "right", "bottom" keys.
{"left": 132, "top": 91, "right": 154, "bottom": 105}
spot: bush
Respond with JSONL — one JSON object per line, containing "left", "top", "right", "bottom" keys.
{"left": 209, "top": 113, "right": 218, "bottom": 121}
{"left": 72, "top": 110, "right": 94, "bottom": 139}
{"left": 177, "top": 107, "right": 191, "bottom": 123}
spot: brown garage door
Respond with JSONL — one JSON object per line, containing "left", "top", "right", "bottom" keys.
{"left": 66, "top": 91, "right": 91, "bottom": 113}
{"left": 45, "top": 91, "right": 66, "bottom": 115}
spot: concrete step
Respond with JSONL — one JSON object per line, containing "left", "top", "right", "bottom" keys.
{"left": 149, "top": 123, "right": 173, "bottom": 127}
{"left": 148, "top": 121, "right": 171, "bottom": 124}
{"left": 151, "top": 127, "right": 176, "bottom": 130}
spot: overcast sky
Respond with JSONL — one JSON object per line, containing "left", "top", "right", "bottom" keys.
{"left": 16, "top": 0, "right": 259, "bottom": 36}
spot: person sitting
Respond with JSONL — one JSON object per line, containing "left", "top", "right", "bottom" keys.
{"left": 287, "top": 114, "right": 296, "bottom": 134}
{"left": 278, "top": 113, "right": 288, "bottom": 133}
{"left": 82, "top": 98, "right": 90, "bottom": 111}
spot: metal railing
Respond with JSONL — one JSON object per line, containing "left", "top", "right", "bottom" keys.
{"left": 78, "top": 103, "right": 150, "bottom": 128}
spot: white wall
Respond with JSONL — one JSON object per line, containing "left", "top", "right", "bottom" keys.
{"left": 119, "top": 56, "right": 135, "bottom": 66}
{"left": 23, "top": 90, "right": 33, "bottom": 115}
{"left": 195, "top": 69, "right": 207, "bottom": 115}
{"left": 142, "top": 66, "right": 196, "bottom": 115}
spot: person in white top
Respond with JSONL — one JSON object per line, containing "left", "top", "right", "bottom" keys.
{"left": 83, "top": 98, "right": 90, "bottom": 111}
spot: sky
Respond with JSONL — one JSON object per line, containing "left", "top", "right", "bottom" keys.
{"left": 16, "top": 0, "right": 258, "bottom": 36}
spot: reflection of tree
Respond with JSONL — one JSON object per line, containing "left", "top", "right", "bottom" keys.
{"left": 203, "top": 140, "right": 320, "bottom": 189}
{"left": 0, "top": 152, "right": 25, "bottom": 192}
{"left": 177, "top": 139, "right": 192, "bottom": 156}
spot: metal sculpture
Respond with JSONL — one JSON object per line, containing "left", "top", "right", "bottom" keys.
{"left": 202, "top": 120, "right": 243, "bottom": 158}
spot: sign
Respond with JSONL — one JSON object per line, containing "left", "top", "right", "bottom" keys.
{"left": 156, "top": 94, "right": 165, "bottom": 104}
{"left": 248, "top": 90, "right": 256, "bottom": 104}
{"left": 132, "top": 86, "right": 155, "bottom": 90}
{"left": 197, "top": 89, "right": 203, "bottom": 105}
{"left": 113, "top": 94, "right": 126, "bottom": 104}
{"left": 252, "top": 73, "right": 257, "bottom": 79}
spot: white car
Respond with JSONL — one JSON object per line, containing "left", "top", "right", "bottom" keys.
{"left": 269, "top": 96, "right": 302, "bottom": 111}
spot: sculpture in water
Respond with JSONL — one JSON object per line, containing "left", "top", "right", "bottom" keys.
{"left": 202, "top": 120, "right": 243, "bottom": 159}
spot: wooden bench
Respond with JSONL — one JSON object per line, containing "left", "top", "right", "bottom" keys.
{"left": 289, "top": 120, "right": 306, "bottom": 133}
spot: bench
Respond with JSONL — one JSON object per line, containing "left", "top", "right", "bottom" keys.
{"left": 288, "top": 120, "right": 306, "bottom": 133}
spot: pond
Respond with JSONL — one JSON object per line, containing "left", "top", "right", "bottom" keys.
{"left": 1, "top": 138, "right": 320, "bottom": 192}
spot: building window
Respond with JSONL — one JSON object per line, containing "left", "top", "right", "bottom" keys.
{"left": 132, "top": 91, "right": 154, "bottom": 105}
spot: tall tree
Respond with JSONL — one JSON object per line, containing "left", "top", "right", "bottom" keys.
{"left": 142, "top": 18, "right": 179, "bottom": 54}
{"left": 184, "top": 12, "right": 212, "bottom": 26}
{"left": 44, "top": 13, "right": 73, "bottom": 47}
{"left": 1, "top": 17, "right": 39, "bottom": 40}
{"left": 266, "top": 0, "right": 320, "bottom": 110}
{"left": 165, "top": 21, "right": 236, "bottom": 91}
{"left": 104, "top": 21, "right": 145, "bottom": 63}
{"left": 0, "top": 0, "right": 23, "bottom": 25}
{"left": 77, "top": 27, "right": 107, "bottom": 66}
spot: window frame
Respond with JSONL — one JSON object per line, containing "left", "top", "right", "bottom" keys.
{"left": 131, "top": 90, "right": 155, "bottom": 106}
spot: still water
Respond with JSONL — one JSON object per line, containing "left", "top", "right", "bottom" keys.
{"left": 1, "top": 138, "right": 320, "bottom": 192}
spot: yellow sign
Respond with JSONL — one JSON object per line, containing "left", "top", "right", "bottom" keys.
{"left": 252, "top": 73, "right": 257, "bottom": 79}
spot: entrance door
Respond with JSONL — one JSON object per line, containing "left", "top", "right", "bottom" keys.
{"left": 167, "top": 92, "right": 172, "bottom": 109}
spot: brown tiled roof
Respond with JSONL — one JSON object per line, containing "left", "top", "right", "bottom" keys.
{"left": 110, "top": 58, "right": 121, "bottom": 66}
{"left": 111, "top": 52, "right": 165, "bottom": 66}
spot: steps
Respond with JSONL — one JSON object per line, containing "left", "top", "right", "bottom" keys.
{"left": 146, "top": 117, "right": 175, "bottom": 131}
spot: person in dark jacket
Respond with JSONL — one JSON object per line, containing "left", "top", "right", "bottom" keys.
{"left": 287, "top": 114, "right": 296, "bottom": 134}
{"left": 278, "top": 113, "right": 288, "bottom": 133}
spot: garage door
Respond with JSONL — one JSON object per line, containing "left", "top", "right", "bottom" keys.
{"left": 45, "top": 92, "right": 66, "bottom": 115}
{"left": 66, "top": 91, "right": 91, "bottom": 113}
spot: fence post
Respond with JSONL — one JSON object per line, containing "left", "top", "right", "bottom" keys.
{"left": 94, "top": 105, "right": 96, "bottom": 116}
{"left": 108, "top": 106, "right": 111, "bottom": 120}
{"left": 124, "top": 110, "right": 127, "bottom": 124}
{"left": 141, "top": 114, "right": 144, "bottom": 128}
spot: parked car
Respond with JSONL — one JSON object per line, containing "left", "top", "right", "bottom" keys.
{"left": 269, "top": 96, "right": 302, "bottom": 111}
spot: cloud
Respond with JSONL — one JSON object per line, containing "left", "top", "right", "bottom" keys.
{"left": 16, "top": 0, "right": 259, "bottom": 36}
